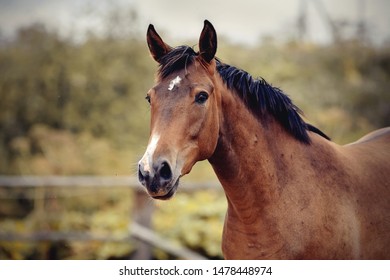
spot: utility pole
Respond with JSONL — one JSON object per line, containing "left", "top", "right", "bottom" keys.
{"left": 356, "top": 0, "right": 367, "bottom": 43}
{"left": 311, "top": 0, "right": 341, "bottom": 43}
{"left": 297, "top": 0, "right": 369, "bottom": 44}
{"left": 297, "top": 0, "right": 308, "bottom": 41}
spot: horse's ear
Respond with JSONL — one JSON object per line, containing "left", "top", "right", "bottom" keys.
{"left": 198, "top": 20, "right": 217, "bottom": 63}
{"left": 147, "top": 24, "right": 172, "bottom": 63}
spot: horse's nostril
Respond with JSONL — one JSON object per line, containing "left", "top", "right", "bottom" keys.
{"left": 138, "top": 164, "right": 149, "bottom": 183}
{"left": 159, "top": 161, "right": 172, "bottom": 180}
{"left": 138, "top": 167, "right": 144, "bottom": 182}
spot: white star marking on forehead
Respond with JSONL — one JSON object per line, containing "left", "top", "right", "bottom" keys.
{"left": 168, "top": 76, "right": 182, "bottom": 91}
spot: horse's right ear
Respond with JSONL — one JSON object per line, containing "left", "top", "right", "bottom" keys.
{"left": 146, "top": 24, "right": 172, "bottom": 63}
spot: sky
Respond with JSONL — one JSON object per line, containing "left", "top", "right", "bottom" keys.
{"left": 0, "top": 0, "right": 389, "bottom": 45}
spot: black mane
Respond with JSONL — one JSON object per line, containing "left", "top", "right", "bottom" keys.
{"left": 157, "top": 45, "right": 329, "bottom": 144}
{"left": 217, "top": 62, "right": 319, "bottom": 143}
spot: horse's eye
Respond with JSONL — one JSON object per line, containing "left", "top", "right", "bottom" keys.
{"left": 145, "top": 95, "right": 151, "bottom": 104}
{"left": 195, "top": 92, "right": 209, "bottom": 104}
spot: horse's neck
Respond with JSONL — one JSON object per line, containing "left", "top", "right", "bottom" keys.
{"left": 210, "top": 88, "right": 283, "bottom": 214}
{"left": 208, "top": 85, "right": 321, "bottom": 225}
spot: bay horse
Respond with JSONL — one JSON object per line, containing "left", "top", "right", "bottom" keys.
{"left": 138, "top": 20, "right": 390, "bottom": 259}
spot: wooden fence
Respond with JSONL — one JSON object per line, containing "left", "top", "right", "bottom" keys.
{"left": 0, "top": 176, "right": 221, "bottom": 260}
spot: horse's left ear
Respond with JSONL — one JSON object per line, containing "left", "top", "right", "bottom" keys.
{"left": 199, "top": 20, "right": 217, "bottom": 63}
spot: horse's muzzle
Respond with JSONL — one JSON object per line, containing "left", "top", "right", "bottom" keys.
{"left": 138, "top": 159, "right": 178, "bottom": 200}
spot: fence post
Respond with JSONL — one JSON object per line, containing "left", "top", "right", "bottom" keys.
{"left": 131, "top": 189, "right": 155, "bottom": 259}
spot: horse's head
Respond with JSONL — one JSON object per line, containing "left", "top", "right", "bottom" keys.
{"left": 138, "top": 20, "right": 220, "bottom": 199}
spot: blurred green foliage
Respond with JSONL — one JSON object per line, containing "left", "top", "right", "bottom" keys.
{"left": 153, "top": 190, "right": 226, "bottom": 259}
{"left": 0, "top": 11, "right": 389, "bottom": 259}
{"left": 0, "top": 186, "right": 134, "bottom": 259}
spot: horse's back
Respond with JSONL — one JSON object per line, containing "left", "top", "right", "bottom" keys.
{"left": 348, "top": 127, "right": 390, "bottom": 146}
{"left": 345, "top": 127, "right": 390, "bottom": 168}
{"left": 343, "top": 127, "right": 390, "bottom": 259}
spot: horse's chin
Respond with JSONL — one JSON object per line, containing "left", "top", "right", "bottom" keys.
{"left": 150, "top": 177, "right": 180, "bottom": 200}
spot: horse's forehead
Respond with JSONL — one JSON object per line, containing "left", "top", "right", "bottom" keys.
{"left": 155, "top": 73, "right": 189, "bottom": 93}
{"left": 153, "top": 61, "right": 212, "bottom": 102}
{"left": 155, "top": 71, "right": 208, "bottom": 94}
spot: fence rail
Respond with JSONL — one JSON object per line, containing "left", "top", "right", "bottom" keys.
{"left": 0, "top": 176, "right": 221, "bottom": 260}
{"left": 0, "top": 175, "right": 220, "bottom": 190}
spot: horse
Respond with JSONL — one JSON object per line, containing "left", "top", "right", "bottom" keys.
{"left": 137, "top": 20, "right": 390, "bottom": 259}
